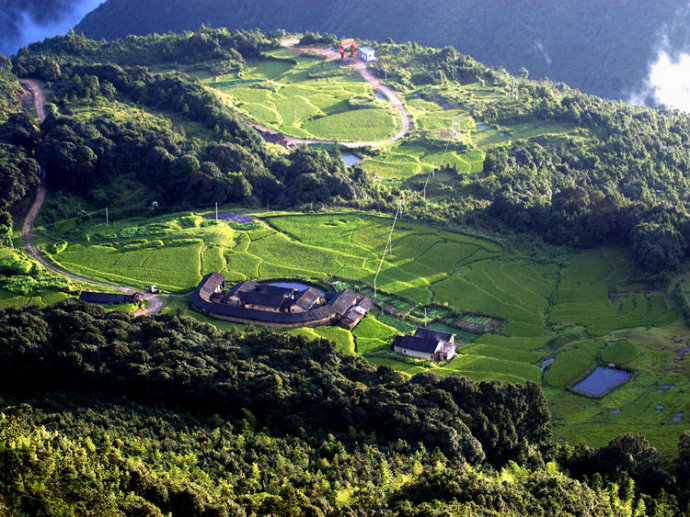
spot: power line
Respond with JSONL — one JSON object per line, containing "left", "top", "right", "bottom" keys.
{"left": 373, "top": 198, "right": 402, "bottom": 299}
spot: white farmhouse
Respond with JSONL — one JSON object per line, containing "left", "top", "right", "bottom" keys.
{"left": 359, "top": 46, "right": 376, "bottom": 62}
{"left": 392, "top": 328, "right": 457, "bottom": 362}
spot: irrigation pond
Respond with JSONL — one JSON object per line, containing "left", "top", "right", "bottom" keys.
{"left": 341, "top": 153, "right": 363, "bottom": 167}
{"left": 267, "top": 281, "right": 327, "bottom": 297}
{"left": 570, "top": 366, "right": 631, "bottom": 397}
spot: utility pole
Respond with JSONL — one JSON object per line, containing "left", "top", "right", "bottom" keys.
{"left": 424, "top": 307, "right": 427, "bottom": 327}
{"left": 422, "top": 167, "right": 434, "bottom": 200}
{"left": 215, "top": 202, "right": 218, "bottom": 221}
{"left": 106, "top": 207, "right": 109, "bottom": 226}
{"left": 451, "top": 116, "right": 462, "bottom": 143}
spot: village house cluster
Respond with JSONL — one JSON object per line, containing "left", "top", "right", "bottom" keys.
{"left": 191, "top": 272, "right": 374, "bottom": 330}
{"left": 80, "top": 272, "right": 459, "bottom": 363}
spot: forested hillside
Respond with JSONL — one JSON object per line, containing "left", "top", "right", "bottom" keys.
{"left": 74, "top": 0, "right": 688, "bottom": 101}
{"left": 0, "top": 301, "right": 687, "bottom": 515}
{"left": 0, "top": 56, "right": 22, "bottom": 121}
{"left": 10, "top": 29, "right": 690, "bottom": 275}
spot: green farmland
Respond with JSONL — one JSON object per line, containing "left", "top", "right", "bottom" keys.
{"left": 34, "top": 210, "right": 688, "bottom": 453}
{"left": 201, "top": 49, "right": 579, "bottom": 182}
{"left": 205, "top": 51, "right": 400, "bottom": 142}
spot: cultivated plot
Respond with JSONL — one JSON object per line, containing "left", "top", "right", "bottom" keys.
{"left": 206, "top": 54, "right": 400, "bottom": 142}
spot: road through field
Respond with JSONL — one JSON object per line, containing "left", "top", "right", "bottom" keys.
{"left": 253, "top": 41, "right": 411, "bottom": 148}
{"left": 19, "top": 79, "right": 164, "bottom": 317}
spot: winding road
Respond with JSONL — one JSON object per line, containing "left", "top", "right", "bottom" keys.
{"left": 251, "top": 43, "right": 411, "bottom": 149}
{"left": 19, "top": 79, "right": 163, "bottom": 317}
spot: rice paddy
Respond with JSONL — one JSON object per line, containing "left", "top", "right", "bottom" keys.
{"left": 32, "top": 209, "right": 688, "bottom": 453}
{"left": 205, "top": 52, "right": 400, "bottom": 142}
{"left": 200, "top": 50, "right": 580, "bottom": 183}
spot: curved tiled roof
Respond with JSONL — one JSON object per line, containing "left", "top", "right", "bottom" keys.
{"left": 393, "top": 335, "right": 440, "bottom": 354}
{"left": 191, "top": 273, "right": 337, "bottom": 326}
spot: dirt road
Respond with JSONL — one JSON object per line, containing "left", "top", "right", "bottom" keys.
{"left": 19, "top": 79, "right": 164, "bottom": 317}
{"left": 19, "top": 79, "right": 46, "bottom": 121}
{"left": 262, "top": 43, "right": 411, "bottom": 148}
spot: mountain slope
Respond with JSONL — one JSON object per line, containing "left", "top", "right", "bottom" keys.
{"left": 75, "top": 0, "right": 688, "bottom": 101}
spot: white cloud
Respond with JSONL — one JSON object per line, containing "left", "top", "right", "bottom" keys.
{"left": 629, "top": 4, "right": 690, "bottom": 112}
{"left": 532, "top": 40, "right": 552, "bottom": 66}
{"left": 1, "top": 0, "right": 102, "bottom": 56}
{"left": 645, "top": 51, "right": 690, "bottom": 112}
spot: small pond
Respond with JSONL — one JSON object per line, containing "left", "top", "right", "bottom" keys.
{"left": 476, "top": 123, "right": 492, "bottom": 130}
{"left": 540, "top": 357, "right": 554, "bottom": 371}
{"left": 267, "top": 281, "right": 326, "bottom": 297}
{"left": 375, "top": 92, "right": 386, "bottom": 100}
{"left": 674, "top": 412, "right": 684, "bottom": 423}
{"left": 341, "top": 153, "right": 363, "bottom": 167}
{"left": 570, "top": 367, "right": 631, "bottom": 397}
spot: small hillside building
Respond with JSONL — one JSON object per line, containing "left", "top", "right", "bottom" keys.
{"left": 359, "top": 46, "right": 376, "bottom": 62}
{"left": 392, "top": 327, "right": 457, "bottom": 362}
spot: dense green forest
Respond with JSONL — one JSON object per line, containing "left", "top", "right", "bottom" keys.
{"left": 0, "top": 301, "right": 687, "bottom": 515}
{"left": 3, "top": 27, "right": 690, "bottom": 513}
{"left": 0, "top": 56, "right": 22, "bottom": 121}
{"left": 73, "top": 0, "right": 689, "bottom": 101}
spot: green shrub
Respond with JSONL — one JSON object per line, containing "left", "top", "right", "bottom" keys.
{"left": 180, "top": 215, "right": 202, "bottom": 228}
{"left": 544, "top": 340, "right": 604, "bottom": 387}
{"left": 0, "top": 273, "right": 69, "bottom": 295}
{"left": 118, "top": 227, "right": 138, "bottom": 238}
{"left": 600, "top": 340, "right": 640, "bottom": 365}
{"left": 50, "top": 241, "right": 68, "bottom": 254}
{"left": 0, "top": 251, "right": 33, "bottom": 275}
{"left": 229, "top": 221, "right": 261, "bottom": 231}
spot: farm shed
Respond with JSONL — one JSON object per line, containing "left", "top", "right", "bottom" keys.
{"left": 359, "top": 46, "right": 376, "bottom": 62}
{"left": 392, "top": 327, "right": 457, "bottom": 362}
{"left": 80, "top": 291, "right": 143, "bottom": 305}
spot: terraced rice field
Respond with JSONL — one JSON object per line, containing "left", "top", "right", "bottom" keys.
{"left": 547, "top": 323, "right": 690, "bottom": 456}
{"left": 34, "top": 210, "right": 687, "bottom": 453}
{"left": 206, "top": 53, "right": 400, "bottom": 141}
{"left": 360, "top": 143, "right": 484, "bottom": 179}
{"left": 37, "top": 212, "right": 676, "bottom": 385}
{"left": 550, "top": 250, "right": 676, "bottom": 335}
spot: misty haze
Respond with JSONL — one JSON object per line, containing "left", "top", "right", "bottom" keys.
{"left": 0, "top": 0, "right": 102, "bottom": 56}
